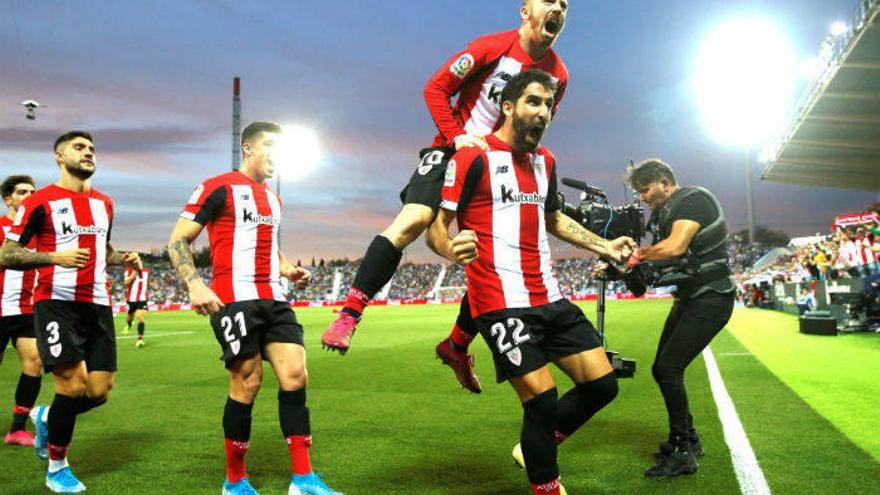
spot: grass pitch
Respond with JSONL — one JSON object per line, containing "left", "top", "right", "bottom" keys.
{"left": 1, "top": 300, "right": 878, "bottom": 494}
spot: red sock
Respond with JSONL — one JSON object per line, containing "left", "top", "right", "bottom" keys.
{"left": 48, "top": 443, "right": 68, "bottom": 461}
{"left": 554, "top": 431, "right": 567, "bottom": 445}
{"left": 343, "top": 288, "right": 370, "bottom": 316}
{"left": 13, "top": 404, "right": 32, "bottom": 415}
{"left": 531, "top": 477, "right": 562, "bottom": 495}
{"left": 224, "top": 438, "right": 249, "bottom": 482}
{"left": 448, "top": 324, "right": 474, "bottom": 349}
{"left": 286, "top": 435, "right": 313, "bottom": 475}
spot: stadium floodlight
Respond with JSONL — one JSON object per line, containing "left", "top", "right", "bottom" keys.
{"left": 801, "top": 57, "right": 824, "bottom": 80}
{"left": 692, "top": 18, "right": 796, "bottom": 244}
{"left": 830, "top": 20, "right": 848, "bottom": 37}
{"left": 693, "top": 18, "right": 797, "bottom": 148}
{"left": 273, "top": 125, "right": 321, "bottom": 183}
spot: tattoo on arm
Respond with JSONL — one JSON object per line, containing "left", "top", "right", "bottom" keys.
{"left": 562, "top": 218, "right": 608, "bottom": 250}
{"left": 106, "top": 244, "right": 125, "bottom": 265}
{"left": 0, "top": 241, "right": 53, "bottom": 271}
{"left": 168, "top": 238, "right": 201, "bottom": 287}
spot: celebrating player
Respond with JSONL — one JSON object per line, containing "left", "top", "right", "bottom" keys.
{"left": 428, "top": 70, "right": 634, "bottom": 495}
{"left": 0, "top": 131, "right": 142, "bottom": 493}
{"left": 168, "top": 121, "right": 342, "bottom": 495}
{"left": 322, "top": 0, "right": 570, "bottom": 395}
{"left": 123, "top": 265, "right": 150, "bottom": 347}
{"left": 0, "top": 175, "right": 42, "bottom": 448}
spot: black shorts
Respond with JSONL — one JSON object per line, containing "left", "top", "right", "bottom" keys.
{"left": 0, "top": 314, "right": 36, "bottom": 353}
{"left": 398, "top": 146, "right": 455, "bottom": 207}
{"left": 476, "top": 299, "right": 602, "bottom": 383}
{"left": 210, "top": 300, "right": 304, "bottom": 369}
{"left": 127, "top": 301, "right": 148, "bottom": 314}
{"left": 33, "top": 300, "right": 117, "bottom": 373}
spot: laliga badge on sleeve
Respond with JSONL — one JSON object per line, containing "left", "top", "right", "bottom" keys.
{"left": 450, "top": 53, "right": 475, "bottom": 79}
{"left": 444, "top": 160, "right": 457, "bottom": 186}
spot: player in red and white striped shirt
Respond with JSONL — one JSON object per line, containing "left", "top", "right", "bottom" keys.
{"left": 0, "top": 131, "right": 141, "bottom": 493}
{"left": 0, "top": 175, "right": 42, "bottom": 448}
{"left": 168, "top": 121, "right": 342, "bottom": 495}
{"left": 123, "top": 266, "right": 150, "bottom": 347}
{"left": 323, "top": 0, "right": 570, "bottom": 391}
{"left": 429, "top": 70, "right": 634, "bottom": 495}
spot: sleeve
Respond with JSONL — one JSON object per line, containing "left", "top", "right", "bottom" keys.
{"left": 545, "top": 156, "right": 560, "bottom": 213}
{"left": 106, "top": 198, "right": 114, "bottom": 242}
{"left": 670, "top": 192, "right": 716, "bottom": 227}
{"left": 552, "top": 76, "right": 567, "bottom": 116}
{"left": 7, "top": 197, "right": 45, "bottom": 246}
{"left": 180, "top": 182, "right": 227, "bottom": 225}
{"left": 440, "top": 149, "right": 485, "bottom": 212}
{"left": 423, "top": 35, "right": 497, "bottom": 142}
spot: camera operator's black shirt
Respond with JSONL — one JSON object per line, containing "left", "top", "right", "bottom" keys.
{"left": 654, "top": 188, "right": 734, "bottom": 298}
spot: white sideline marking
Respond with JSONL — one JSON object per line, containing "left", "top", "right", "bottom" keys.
{"left": 703, "top": 347, "right": 772, "bottom": 495}
{"left": 116, "top": 331, "right": 194, "bottom": 340}
{"left": 717, "top": 352, "right": 754, "bottom": 357}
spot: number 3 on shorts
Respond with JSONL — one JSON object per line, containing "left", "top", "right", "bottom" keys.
{"left": 489, "top": 318, "right": 529, "bottom": 353}
{"left": 221, "top": 311, "right": 247, "bottom": 342}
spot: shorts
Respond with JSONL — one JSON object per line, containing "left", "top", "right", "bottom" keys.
{"left": 398, "top": 146, "right": 455, "bottom": 207}
{"left": 127, "top": 301, "right": 148, "bottom": 314}
{"left": 33, "top": 300, "right": 117, "bottom": 373}
{"left": 0, "top": 314, "right": 36, "bottom": 353}
{"left": 210, "top": 300, "right": 304, "bottom": 369}
{"left": 476, "top": 299, "right": 602, "bottom": 383}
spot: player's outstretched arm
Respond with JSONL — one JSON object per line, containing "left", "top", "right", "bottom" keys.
{"left": 638, "top": 219, "right": 699, "bottom": 261}
{"left": 168, "top": 217, "right": 223, "bottom": 315}
{"left": 0, "top": 239, "right": 89, "bottom": 270}
{"left": 427, "top": 209, "right": 478, "bottom": 266}
{"left": 546, "top": 210, "right": 635, "bottom": 263}
{"left": 107, "top": 243, "right": 142, "bottom": 270}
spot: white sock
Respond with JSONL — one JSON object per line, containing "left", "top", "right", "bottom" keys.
{"left": 48, "top": 457, "right": 69, "bottom": 473}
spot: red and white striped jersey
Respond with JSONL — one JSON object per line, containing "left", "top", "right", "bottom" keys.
{"left": 424, "top": 29, "right": 568, "bottom": 147}
{"left": 7, "top": 185, "right": 114, "bottom": 306}
{"left": 0, "top": 216, "right": 35, "bottom": 316}
{"left": 441, "top": 134, "right": 562, "bottom": 317}
{"left": 180, "top": 171, "right": 285, "bottom": 304}
{"left": 125, "top": 267, "right": 150, "bottom": 303}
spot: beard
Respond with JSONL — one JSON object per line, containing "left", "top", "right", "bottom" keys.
{"left": 64, "top": 160, "right": 95, "bottom": 180}
{"left": 511, "top": 113, "right": 545, "bottom": 152}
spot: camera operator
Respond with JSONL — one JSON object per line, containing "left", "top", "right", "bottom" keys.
{"left": 614, "top": 158, "right": 735, "bottom": 478}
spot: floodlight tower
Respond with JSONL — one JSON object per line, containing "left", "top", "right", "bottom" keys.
{"left": 232, "top": 77, "right": 241, "bottom": 171}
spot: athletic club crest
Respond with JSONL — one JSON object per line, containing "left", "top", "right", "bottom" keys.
{"left": 506, "top": 347, "right": 522, "bottom": 366}
{"left": 49, "top": 343, "right": 62, "bottom": 358}
{"left": 230, "top": 340, "right": 240, "bottom": 355}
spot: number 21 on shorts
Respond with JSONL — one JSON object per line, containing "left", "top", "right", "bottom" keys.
{"left": 222, "top": 312, "right": 247, "bottom": 355}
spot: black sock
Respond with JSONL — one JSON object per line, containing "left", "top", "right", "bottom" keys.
{"left": 137, "top": 322, "right": 145, "bottom": 337}
{"left": 556, "top": 372, "right": 618, "bottom": 438}
{"left": 344, "top": 236, "right": 402, "bottom": 316}
{"left": 47, "top": 394, "right": 79, "bottom": 447}
{"left": 11, "top": 374, "right": 41, "bottom": 432}
{"left": 521, "top": 388, "right": 559, "bottom": 485}
{"left": 278, "top": 389, "right": 310, "bottom": 437}
{"left": 223, "top": 397, "right": 253, "bottom": 442}
{"left": 74, "top": 396, "right": 107, "bottom": 415}
{"left": 127, "top": 320, "right": 132, "bottom": 329}
{"left": 456, "top": 293, "right": 479, "bottom": 340}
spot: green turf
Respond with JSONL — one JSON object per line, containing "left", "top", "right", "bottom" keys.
{"left": 0, "top": 301, "right": 877, "bottom": 494}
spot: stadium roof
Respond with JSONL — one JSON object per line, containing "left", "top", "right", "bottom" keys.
{"left": 762, "top": 0, "right": 880, "bottom": 191}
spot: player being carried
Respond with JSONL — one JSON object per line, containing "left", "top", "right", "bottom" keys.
{"left": 122, "top": 264, "right": 150, "bottom": 347}
{"left": 0, "top": 175, "right": 42, "bottom": 448}
{"left": 322, "top": 0, "right": 570, "bottom": 395}
{"left": 0, "top": 131, "right": 142, "bottom": 493}
{"left": 169, "top": 121, "right": 343, "bottom": 495}
{"left": 428, "top": 70, "right": 635, "bottom": 495}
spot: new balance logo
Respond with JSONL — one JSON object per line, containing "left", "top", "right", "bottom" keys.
{"left": 242, "top": 209, "right": 277, "bottom": 225}
{"left": 500, "top": 185, "right": 545, "bottom": 205}
{"left": 495, "top": 165, "right": 509, "bottom": 174}
{"left": 61, "top": 223, "right": 108, "bottom": 236}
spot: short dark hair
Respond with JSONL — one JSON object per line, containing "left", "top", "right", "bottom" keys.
{"left": 627, "top": 158, "right": 677, "bottom": 188}
{"left": 1, "top": 175, "right": 35, "bottom": 199}
{"left": 54, "top": 130, "right": 94, "bottom": 152}
{"left": 500, "top": 69, "right": 557, "bottom": 112}
{"left": 241, "top": 121, "right": 282, "bottom": 148}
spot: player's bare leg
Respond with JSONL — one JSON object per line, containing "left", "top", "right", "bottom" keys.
{"left": 223, "top": 354, "right": 263, "bottom": 495}
{"left": 265, "top": 342, "right": 342, "bottom": 495}
{"left": 322, "top": 203, "right": 435, "bottom": 355}
{"left": 4, "top": 337, "right": 41, "bottom": 447}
